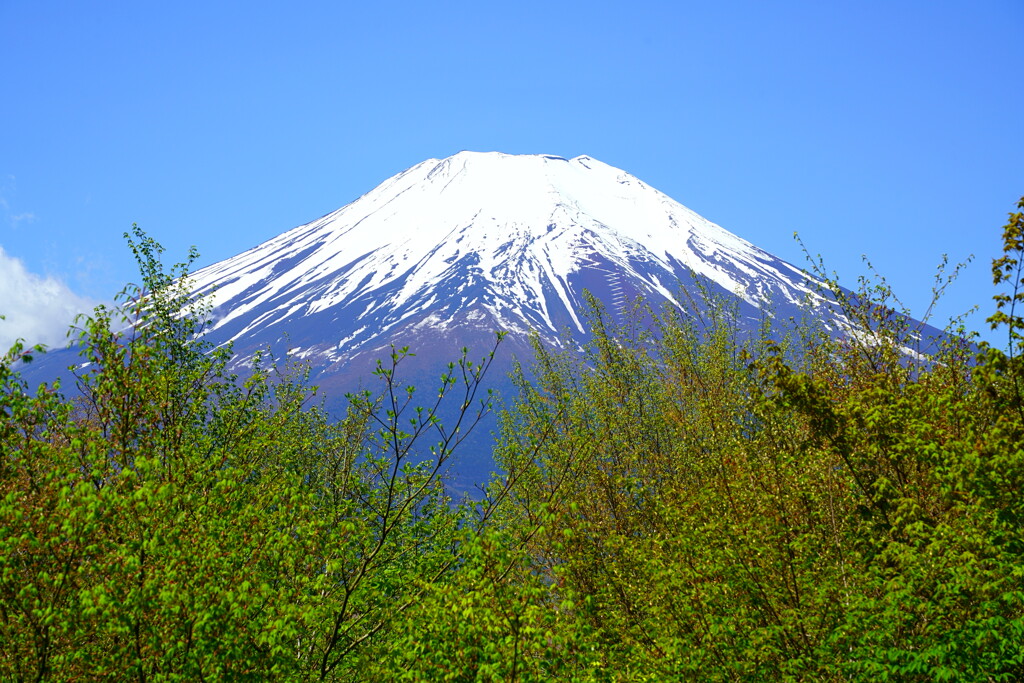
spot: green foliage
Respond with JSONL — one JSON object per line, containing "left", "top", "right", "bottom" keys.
{"left": 3, "top": 197, "right": 1024, "bottom": 680}
{"left": 369, "top": 516, "right": 598, "bottom": 682}
{"left": 492, "top": 199, "right": 1024, "bottom": 680}
{"left": 0, "top": 227, "right": 503, "bottom": 681}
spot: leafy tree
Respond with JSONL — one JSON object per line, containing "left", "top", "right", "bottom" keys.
{"left": 492, "top": 199, "right": 1024, "bottom": 680}
{"left": 0, "top": 227, "right": 503, "bottom": 681}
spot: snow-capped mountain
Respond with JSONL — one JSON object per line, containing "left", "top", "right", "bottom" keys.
{"left": 188, "top": 151, "right": 822, "bottom": 375}
{"left": 24, "top": 151, "right": 931, "bottom": 490}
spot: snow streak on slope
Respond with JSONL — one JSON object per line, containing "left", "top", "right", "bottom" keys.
{"left": 188, "top": 152, "right": 820, "bottom": 363}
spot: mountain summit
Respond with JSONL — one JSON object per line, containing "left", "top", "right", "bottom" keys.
{"left": 189, "top": 151, "right": 819, "bottom": 372}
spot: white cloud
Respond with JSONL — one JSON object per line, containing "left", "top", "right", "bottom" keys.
{"left": 0, "top": 246, "right": 97, "bottom": 352}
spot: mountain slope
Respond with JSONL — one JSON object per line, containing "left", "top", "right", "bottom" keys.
{"left": 188, "top": 151, "right": 823, "bottom": 374}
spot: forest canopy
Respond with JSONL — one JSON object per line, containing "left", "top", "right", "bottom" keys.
{"left": 2, "top": 200, "right": 1023, "bottom": 681}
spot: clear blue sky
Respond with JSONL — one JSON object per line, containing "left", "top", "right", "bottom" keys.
{"left": 2, "top": 0, "right": 1021, "bottom": 350}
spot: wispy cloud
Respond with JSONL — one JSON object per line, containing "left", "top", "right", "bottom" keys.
{"left": 0, "top": 246, "right": 96, "bottom": 352}
{"left": 1, "top": 175, "right": 32, "bottom": 230}
{"left": 10, "top": 212, "right": 36, "bottom": 226}
{"left": 0, "top": 175, "right": 37, "bottom": 230}
{"left": 0, "top": 175, "right": 15, "bottom": 215}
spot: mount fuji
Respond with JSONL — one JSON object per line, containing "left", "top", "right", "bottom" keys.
{"left": 187, "top": 151, "right": 825, "bottom": 372}
{"left": 23, "top": 152, "right": 936, "bottom": 489}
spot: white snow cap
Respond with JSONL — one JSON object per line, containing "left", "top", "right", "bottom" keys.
{"left": 189, "top": 152, "right": 815, "bottom": 348}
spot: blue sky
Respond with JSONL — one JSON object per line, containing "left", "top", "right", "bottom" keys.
{"left": 1, "top": 0, "right": 1022, "bottom": 350}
